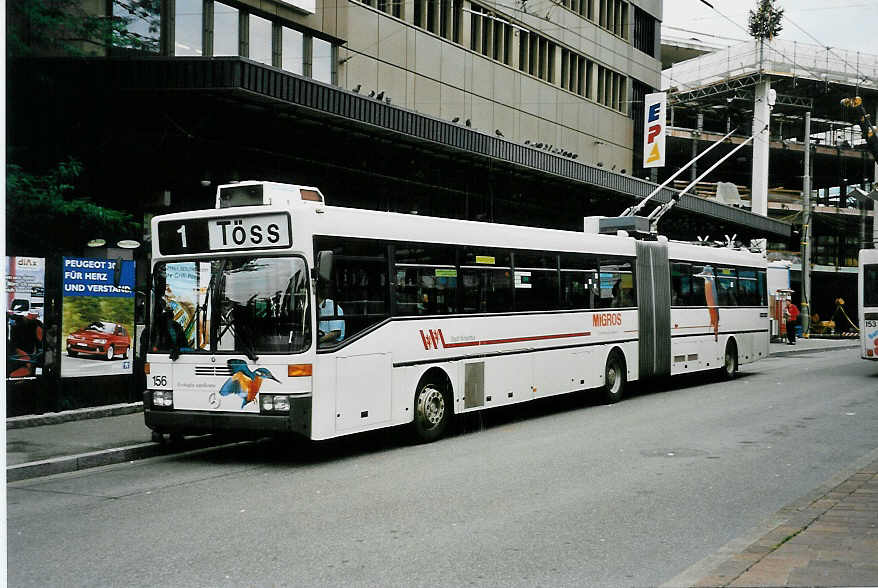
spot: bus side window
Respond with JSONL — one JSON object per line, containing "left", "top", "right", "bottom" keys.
{"left": 671, "top": 262, "right": 691, "bottom": 306}
{"left": 560, "top": 253, "right": 597, "bottom": 310}
{"left": 394, "top": 243, "right": 458, "bottom": 315}
{"left": 688, "top": 265, "right": 707, "bottom": 306}
{"left": 737, "top": 268, "right": 759, "bottom": 306}
{"left": 460, "top": 247, "right": 513, "bottom": 314}
{"left": 598, "top": 258, "right": 635, "bottom": 308}
{"left": 514, "top": 251, "right": 559, "bottom": 312}
{"left": 716, "top": 267, "right": 738, "bottom": 306}
{"left": 314, "top": 236, "right": 389, "bottom": 342}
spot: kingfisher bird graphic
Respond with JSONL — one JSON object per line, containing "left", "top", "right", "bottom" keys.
{"left": 219, "top": 359, "right": 279, "bottom": 408}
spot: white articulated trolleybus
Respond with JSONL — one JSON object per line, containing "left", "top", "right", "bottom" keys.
{"left": 858, "top": 248, "right": 878, "bottom": 360}
{"left": 144, "top": 181, "right": 770, "bottom": 443}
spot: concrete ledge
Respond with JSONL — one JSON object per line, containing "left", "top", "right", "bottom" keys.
{"left": 6, "top": 402, "right": 144, "bottom": 430}
{"left": 6, "top": 434, "right": 221, "bottom": 482}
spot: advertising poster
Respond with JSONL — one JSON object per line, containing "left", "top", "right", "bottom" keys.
{"left": 643, "top": 92, "right": 667, "bottom": 168}
{"left": 6, "top": 256, "right": 46, "bottom": 380}
{"left": 61, "top": 257, "right": 136, "bottom": 378}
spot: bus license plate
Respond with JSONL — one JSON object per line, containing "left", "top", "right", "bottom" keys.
{"left": 207, "top": 214, "right": 291, "bottom": 250}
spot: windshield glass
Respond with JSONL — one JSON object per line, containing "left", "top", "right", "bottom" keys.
{"left": 150, "top": 256, "right": 312, "bottom": 356}
{"left": 866, "top": 264, "right": 878, "bottom": 308}
{"left": 86, "top": 322, "right": 114, "bottom": 333}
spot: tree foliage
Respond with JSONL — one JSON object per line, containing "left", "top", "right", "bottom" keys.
{"left": 6, "top": 158, "right": 141, "bottom": 256}
{"left": 748, "top": 0, "right": 784, "bottom": 41}
{"left": 8, "top": 0, "right": 160, "bottom": 59}
{"left": 8, "top": 1, "right": 157, "bottom": 257}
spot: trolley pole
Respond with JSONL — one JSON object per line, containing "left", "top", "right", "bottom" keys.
{"left": 801, "top": 111, "right": 812, "bottom": 336}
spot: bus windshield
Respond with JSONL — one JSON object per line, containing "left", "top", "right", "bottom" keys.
{"left": 150, "top": 256, "right": 312, "bottom": 357}
{"left": 865, "top": 264, "right": 878, "bottom": 308}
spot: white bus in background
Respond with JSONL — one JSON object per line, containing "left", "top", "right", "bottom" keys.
{"left": 144, "top": 181, "right": 770, "bottom": 444}
{"left": 858, "top": 248, "right": 878, "bottom": 359}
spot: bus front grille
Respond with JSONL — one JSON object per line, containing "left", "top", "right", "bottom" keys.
{"left": 194, "top": 366, "right": 234, "bottom": 377}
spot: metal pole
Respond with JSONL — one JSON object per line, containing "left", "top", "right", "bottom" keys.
{"left": 801, "top": 111, "right": 812, "bottom": 336}
{"left": 874, "top": 105, "right": 878, "bottom": 248}
{"left": 691, "top": 112, "right": 703, "bottom": 183}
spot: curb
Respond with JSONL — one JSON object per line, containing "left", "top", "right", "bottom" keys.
{"left": 6, "top": 434, "right": 223, "bottom": 483}
{"left": 6, "top": 402, "right": 144, "bottom": 430}
{"left": 769, "top": 343, "right": 858, "bottom": 358}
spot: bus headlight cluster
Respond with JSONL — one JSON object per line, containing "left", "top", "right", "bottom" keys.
{"left": 260, "top": 394, "right": 291, "bottom": 413}
{"left": 153, "top": 390, "right": 173, "bottom": 408}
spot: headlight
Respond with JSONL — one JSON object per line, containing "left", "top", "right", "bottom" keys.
{"left": 273, "top": 396, "right": 290, "bottom": 412}
{"left": 261, "top": 395, "right": 274, "bottom": 411}
{"left": 93, "top": 338, "right": 107, "bottom": 344}
{"left": 152, "top": 390, "right": 173, "bottom": 408}
{"left": 260, "top": 394, "right": 290, "bottom": 413}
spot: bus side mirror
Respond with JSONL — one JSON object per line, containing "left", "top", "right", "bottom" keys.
{"left": 316, "top": 250, "right": 334, "bottom": 282}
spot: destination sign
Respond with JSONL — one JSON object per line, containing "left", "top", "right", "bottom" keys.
{"left": 157, "top": 213, "right": 292, "bottom": 255}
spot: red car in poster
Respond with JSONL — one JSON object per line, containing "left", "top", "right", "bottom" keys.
{"left": 66, "top": 321, "right": 131, "bottom": 360}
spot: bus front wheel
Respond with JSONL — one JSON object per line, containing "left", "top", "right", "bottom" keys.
{"left": 602, "top": 351, "right": 626, "bottom": 404}
{"left": 413, "top": 379, "right": 452, "bottom": 443}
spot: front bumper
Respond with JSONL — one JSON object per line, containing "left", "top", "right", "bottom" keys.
{"left": 68, "top": 342, "right": 106, "bottom": 355}
{"left": 144, "top": 392, "right": 311, "bottom": 437}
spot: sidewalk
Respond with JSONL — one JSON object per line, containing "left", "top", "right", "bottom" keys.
{"left": 6, "top": 406, "right": 220, "bottom": 482}
{"left": 768, "top": 335, "right": 859, "bottom": 357}
{"left": 688, "top": 448, "right": 878, "bottom": 587}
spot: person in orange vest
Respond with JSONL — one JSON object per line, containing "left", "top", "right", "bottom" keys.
{"left": 785, "top": 299, "right": 800, "bottom": 345}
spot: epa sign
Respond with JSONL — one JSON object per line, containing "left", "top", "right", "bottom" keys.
{"left": 643, "top": 92, "right": 666, "bottom": 168}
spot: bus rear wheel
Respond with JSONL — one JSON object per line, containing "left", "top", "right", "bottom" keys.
{"left": 721, "top": 340, "right": 738, "bottom": 380}
{"left": 602, "top": 351, "right": 626, "bottom": 404}
{"left": 413, "top": 379, "right": 452, "bottom": 443}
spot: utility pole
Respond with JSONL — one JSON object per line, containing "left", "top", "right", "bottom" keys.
{"left": 751, "top": 80, "right": 771, "bottom": 216}
{"left": 801, "top": 111, "right": 812, "bottom": 336}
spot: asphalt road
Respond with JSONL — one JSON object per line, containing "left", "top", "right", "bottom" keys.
{"left": 8, "top": 349, "right": 878, "bottom": 587}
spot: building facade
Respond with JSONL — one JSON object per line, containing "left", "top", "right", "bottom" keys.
{"left": 120, "top": 0, "right": 662, "bottom": 171}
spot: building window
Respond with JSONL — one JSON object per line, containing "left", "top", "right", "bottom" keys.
{"left": 113, "top": 0, "right": 161, "bottom": 53}
{"left": 595, "top": 64, "right": 627, "bottom": 114}
{"left": 561, "top": 49, "right": 593, "bottom": 98}
{"left": 282, "top": 27, "right": 304, "bottom": 74}
{"left": 415, "top": 0, "right": 461, "bottom": 42}
{"left": 518, "top": 31, "right": 556, "bottom": 83}
{"left": 356, "top": 0, "right": 401, "bottom": 18}
{"left": 312, "top": 37, "right": 333, "bottom": 84}
{"left": 469, "top": 4, "right": 511, "bottom": 65}
{"left": 249, "top": 14, "right": 272, "bottom": 65}
{"left": 633, "top": 6, "right": 656, "bottom": 57}
{"left": 559, "top": 0, "right": 594, "bottom": 21}
{"left": 174, "top": 0, "right": 203, "bottom": 55}
{"left": 168, "top": 3, "right": 336, "bottom": 85}
{"left": 597, "top": 0, "right": 628, "bottom": 39}
{"left": 214, "top": 3, "right": 239, "bottom": 56}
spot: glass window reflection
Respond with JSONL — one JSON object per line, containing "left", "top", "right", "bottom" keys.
{"left": 312, "top": 37, "right": 332, "bottom": 83}
{"left": 282, "top": 27, "right": 304, "bottom": 74}
{"left": 249, "top": 14, "right": 272, "bottom": 65}
{"left": 214, "top": 3, "right": 240, "bottom": 56}
{"left": 114, "top": 0, "right": 161, "bottom": 52}
{"left": 175, "top": 0, "right": 203, "bottom": 55}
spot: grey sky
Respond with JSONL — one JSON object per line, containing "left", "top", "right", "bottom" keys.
{"left": 661, "top": 0, "right": 878, "bottom": 54}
